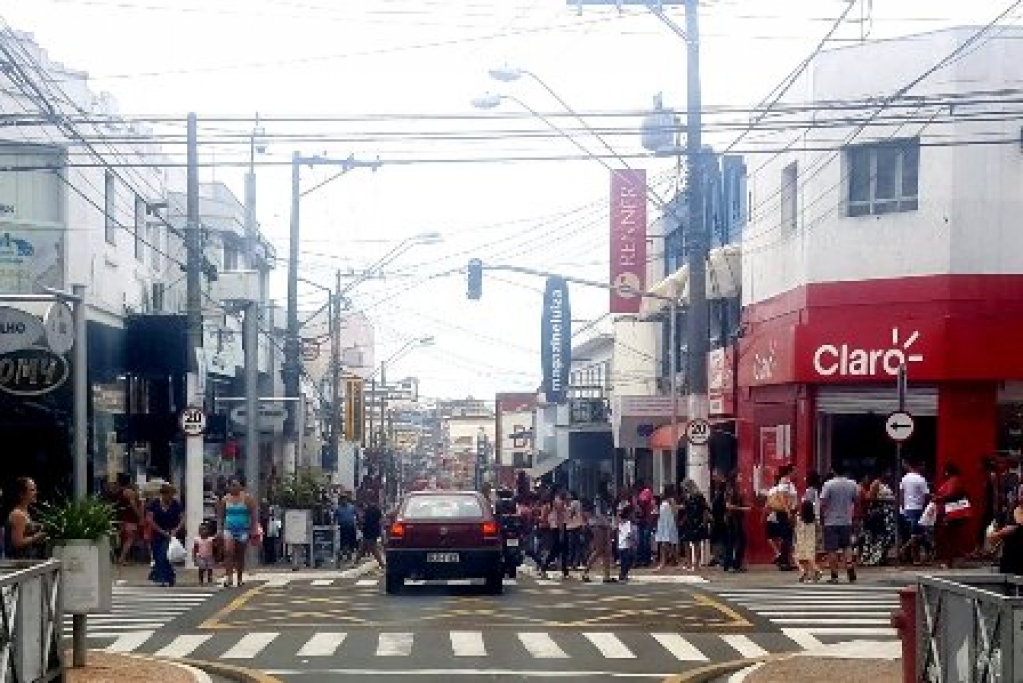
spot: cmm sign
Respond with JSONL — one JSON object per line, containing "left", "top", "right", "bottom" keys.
{"left": 0, "top": 347, "right": 69, "bottom": 396}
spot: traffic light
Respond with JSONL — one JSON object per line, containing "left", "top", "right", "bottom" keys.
{"left": 467, "top": 258, "right": 482, "bottom": 300}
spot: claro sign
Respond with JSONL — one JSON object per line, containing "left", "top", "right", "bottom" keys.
{"left": 813, "top": 328, "right": 924, "bottom": 378}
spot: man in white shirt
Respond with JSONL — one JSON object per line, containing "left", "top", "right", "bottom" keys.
{"left": 899, "top": 460, "right": 930, "bottom": 564}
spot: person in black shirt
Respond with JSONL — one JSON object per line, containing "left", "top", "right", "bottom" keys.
{"left": 355, "top": 502, "right": 385, "bottom": 568}
{"left": 722, "top": 470, "right": 751, "bottom": 572}
{"left": 989, "top": 490, "right": 1023, "bottom": 576}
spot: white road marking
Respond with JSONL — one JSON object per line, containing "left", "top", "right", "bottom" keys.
{"left": 771, "top": 618, "right": 892, "bottom": 625}
{"left": 356, "top": 579, "right": 378, "bottom": 587}
{"left": 311, "top": 579, "right": 334, "bottom": 587}
{"left": 627, "top": 575, "right": 708, "bottom": 585}
{"left": 104, "top": 630, "right": 154, "bottom": 653}
{"left": 583, "top": 632, "right": 635, "bottom": 659}
{"left": 517, "top": 632, "right": 569, "bottom": 659}
{"left": 782, "top": 628, "right": 824, "bottom": 651}
{"left": 297, "top": 633, "right": 347, "bottom": 657}
{"left": 221, "top": 632, "right": 279, "bottom": 659}
{"left": 154, "top": 634, "right": 212, "bottom": 659}
{"left": 264, "top": 577, "right": 290, "bottom": 588}
{"left": 446, "top": 579, "right": 473, "bottom": 586}
{"left": 449, "top": 631, "right": 487, "bottom": 657}
{"left": 377, "top": 632, "right": 414, "bottom": 657}
{"left": 503, "top": 579, "right": 518, "bottom": 586}
{"left": 652, "top": 633, "right": 708, "bottom": 661}
{"left": 728, "top": 662, "right": 766, "bottom": 683}
{"left": 720, "top": 635, "right": 768, "bottom": 659}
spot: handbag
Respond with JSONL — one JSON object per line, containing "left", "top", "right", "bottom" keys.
{"left": 166, "top": 536, "right": 187, "bottom": 565}
{"left": 919, "top": 502, "right": 938, "bottom": 527}
{"left": 943, "top": 498, "right": 972, "bottom": 521}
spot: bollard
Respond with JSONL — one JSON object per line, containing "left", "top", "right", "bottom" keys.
{"left": 889, "top": 585, "right": 918, "bottom": 683}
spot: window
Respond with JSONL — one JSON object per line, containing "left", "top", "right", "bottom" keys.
{"left": 846, "top": 138, "right": 920, "bottom": 217}
{"left": 781, "top": 162, "right": 798, "bottom": 232}
{"left": 133, "top": 195, "right": 145, "bottom": 260}
{"left": 402, "top": 494, "right": 484, "bottom": 520}
{"left": 223, "top": 242, "right": 240, "bottom": 271}
{"left": 149, "top": 222, "right": 161, "bottom": 271}
{"left": 104, "top": 172, "right": 116, "bottom": 245}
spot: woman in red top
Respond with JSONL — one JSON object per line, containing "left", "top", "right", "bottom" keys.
{"left": 934, "top": 463, "right": 971, "bottom": 567}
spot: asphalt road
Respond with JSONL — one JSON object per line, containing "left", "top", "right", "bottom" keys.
{"left": 79, "top": 572, "right": 902, "bottom": 683}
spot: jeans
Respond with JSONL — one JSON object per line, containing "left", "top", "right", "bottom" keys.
{"left": 149, "top": 535, "right": 175, "bottom": 586}
{"left": 618, "top": 548, "right": 635, "bottom": 580}
{"left": 636, "top": 522, "right": 652, "bottom": 566}
{"left": 542, "top": 528, "right": 569, "bottom": 576}
{"left": 723, "top": 523, "right": 746, "bottom": 570}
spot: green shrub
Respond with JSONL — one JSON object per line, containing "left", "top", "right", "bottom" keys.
{"left": 37, "top": 496, "right": 117, "bottom": 542}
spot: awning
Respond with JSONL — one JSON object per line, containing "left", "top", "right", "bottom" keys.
{"left": 528, "top": 454, "right": 567, "bottom": 480}
{"left": 639, "top": 243, "right": 742, "bottom": 319}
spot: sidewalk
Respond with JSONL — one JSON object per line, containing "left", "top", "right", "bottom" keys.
{"left": 66, "top": 651, "right": 212, "bottom": 683}
{"left": 719, "top": 641, "right": 901, "bottom": 683}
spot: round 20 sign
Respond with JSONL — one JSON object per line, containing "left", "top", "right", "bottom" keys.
{"left": 180, "top": 406, "right": 207, "bottom": 437}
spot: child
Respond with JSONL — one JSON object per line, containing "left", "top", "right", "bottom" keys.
{"left": 617, "top": 505, "right": 638, "bottom": 582}
{"left": 794, "top": 498, "right": 821, "bottom": 582}
{"left": 193, "top": 522, "right": 215, "bottom": 585}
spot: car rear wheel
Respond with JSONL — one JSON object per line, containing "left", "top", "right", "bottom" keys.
{"left": 385, "top": 571, "right": 403, "bottom": 595}
{"left": 485, "top": 572, "right": 504, "bottom": 595}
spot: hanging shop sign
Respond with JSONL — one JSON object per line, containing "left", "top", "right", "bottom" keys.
{"left": 0, "top": 347, "right": 69, "bottom": 396}
{"left": 0, "top": 306, "right": 46, "bottom": 354}
{"left": 609, "top": 169, "right": 648, "bottom": 314}
{"left": 541, "top": 276, "right": 572, "bottom": 404}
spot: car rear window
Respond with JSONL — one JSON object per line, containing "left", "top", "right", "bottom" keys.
{"left": 403, "top": 495, "right": 484, "bottom": 520}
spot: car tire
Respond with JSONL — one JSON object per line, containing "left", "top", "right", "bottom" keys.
{"left": 385, "top": 572, "right": 403, "bottom": 595}
{"left": 485, "top": 572, "right": 504, "bottom": 595}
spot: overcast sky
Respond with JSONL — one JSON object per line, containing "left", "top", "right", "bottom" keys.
{"left": 2, "top": 0, "right": 1009, "bottom": 401}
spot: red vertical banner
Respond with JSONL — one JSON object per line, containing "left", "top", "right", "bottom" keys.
{"left": 609, "top": 169, "right": 648, "bottom": 314}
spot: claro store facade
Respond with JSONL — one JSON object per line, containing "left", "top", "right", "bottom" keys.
{"left": 736, "top": 275, "right": 1023, "bottom": 516}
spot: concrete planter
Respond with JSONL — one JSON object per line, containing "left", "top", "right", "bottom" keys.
{"left": 52, "top": 537, "right": 112, "bottom": 614}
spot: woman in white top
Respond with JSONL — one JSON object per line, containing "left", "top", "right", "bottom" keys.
{"left": 654, "top": 485, "right": 680, "bottom": 571}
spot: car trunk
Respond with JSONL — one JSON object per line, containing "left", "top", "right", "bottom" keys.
{"left": 403, "top": 519, "right": 484, "bottom": 549}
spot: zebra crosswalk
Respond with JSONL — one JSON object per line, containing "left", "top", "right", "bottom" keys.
{"left": 92, "top": 628, "right": 807, "bottom": 665}
{"left": 255, "top": 574, "right": 706, "bottom": 589}
{"left": 62, "top": 585, "right": 218, "bottom": 639}
{"left": 705, "top": 583, "right": 901, "bottom": 649}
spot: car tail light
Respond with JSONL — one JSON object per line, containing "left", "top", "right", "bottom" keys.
{"left": 390, "top": 522, "right": 405, "bottom": 538}
{"left": 482, "top": 521, "right": 499, "bottom": 538}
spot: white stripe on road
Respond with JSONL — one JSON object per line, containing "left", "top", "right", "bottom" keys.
{"left": 517, "top": 632, "right": 568, "bottom": 659}
{"left": 503, "top": 579, "right": 518, "bottom": 586}
{"left": 154, "top": 634, "right": 212, "bottom": 658}
{"left": 652, "top": 634, "right": 708, "bottom": 662}
{"left": 782, "top": 628, "right": 823, "bottom": 651}
{"left": 297, "top": 633, "right": 347, "bottom": 657}
{"left": 311, "top": 579, "right": 334, "bottom": 587}
{"left": 104, "top": 630, "right": 154, "bottom": 653}
{"left": 720, "top": 635, "right": 768, "bottom": 659}
{"left": 447, "top": 579, "right": 473, "bottom": 586}
{"left": 356, "top": 579, "right": 378, "bottom": 587}
{"left": 771, "top": 618, "right": 892, "bottom": 625}
{"left": 264, "top": 577, "right": 290, "bottom": 587}
{"left": 757, "top": 610, "right": 894, "bottom": 616}
{"left": 377, "top": 633, "right": 414, "bottom": 657}
{"left": 221, "top": 632, "right": 279, "bottom": 659}
{"left": 449, "top": 631, "right": 487, "bottom": 657}
{"left": 583, "top": 632, "right": 635, "bottom": 659}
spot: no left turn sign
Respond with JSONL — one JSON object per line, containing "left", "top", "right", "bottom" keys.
{"left": 685, "top": 418, "right": 712, "bottom": 446}
{"left": 180, "top": 406, "right": 207, "bottom": 437}
{"left": 885, "top": 410, "right": 915, "bottom": 442}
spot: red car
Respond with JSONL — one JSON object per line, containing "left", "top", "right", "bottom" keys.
{"left": 384, "top": 490, "right": 504, "bottom": 595}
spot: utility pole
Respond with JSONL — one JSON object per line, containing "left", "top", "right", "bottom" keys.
{"left": 331, "top": 270, "right": 343, "bottom": 478}
{"left": 184, "top": 112, "right": 205, "bottom": 566}
{"left": 243, "top": 123, "right": 261, "bottom": 562}
{"left": 682, "top": 0, "right": 710, "bottom": 493}
{"left": 284, "top": 152, "right": 302, "bottom": 474}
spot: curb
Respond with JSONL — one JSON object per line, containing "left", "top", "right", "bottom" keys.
{"left": 179, "top": 658, "right": 285, "bottom": 683}
{"left": 661, "top": 657, "right": 770, "bottom": 683}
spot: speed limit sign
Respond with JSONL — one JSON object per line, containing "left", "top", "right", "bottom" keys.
{"left": 685, "top": 418, "right": 712, "bottom": 446}
{"left": 180, "top": 406, "right": 207, "bottom": 437}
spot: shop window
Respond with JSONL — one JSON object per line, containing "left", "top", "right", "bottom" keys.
{"left": 104, "top": 171, "right": 117, "bottom": 245}
{"left": 780, "top": 161, "right": 798, "bottom": 232}
{"left": 845, "top": 138, "right": 920, "bottom": 217}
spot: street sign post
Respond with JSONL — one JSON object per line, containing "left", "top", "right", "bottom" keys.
{"left": 685, "top": 418, "right": 712, "bottom": 446}
{"left": 180, "top": 406, "right": 207, "bottom": 437}
{"left": 885, "top": 410, "right": 915, "bottom": 442}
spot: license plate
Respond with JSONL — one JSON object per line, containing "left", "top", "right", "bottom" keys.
{"left": 427, "top": 552, "right": 459, "bottom": 563}
{"left": 505, "top": 538, "right": 519, "bottom": 547}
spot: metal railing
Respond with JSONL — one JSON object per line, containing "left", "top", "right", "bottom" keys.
{"left": 0, "top": 560, "right": 64, "bottom": 683}
{"left": 917, "top": 573, "right": 1023, "bottom": 683}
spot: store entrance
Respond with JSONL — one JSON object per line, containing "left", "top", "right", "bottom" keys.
{"left": 817, "top": 412, "right": 938, "bottom": 483}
